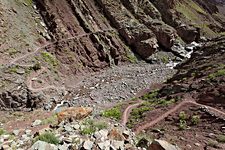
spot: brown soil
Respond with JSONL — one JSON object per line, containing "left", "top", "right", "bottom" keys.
{"left": 0, "top": 110, "right": 52, "bottom": 135}
{"left": 145, "top": 104, "right": 225, "bottom": 150}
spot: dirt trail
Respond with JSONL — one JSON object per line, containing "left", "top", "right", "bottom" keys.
{"left": 9, "top": 28, "right": 115, "bottom": 66}
{"left": 128, "top": 97, "right": 225, "bottom": 134}
{"left": 121, "top": 100, "right": 144, "bottom": 126}
{"left": 26, "top": 66, "right": 65, "bottom": 92}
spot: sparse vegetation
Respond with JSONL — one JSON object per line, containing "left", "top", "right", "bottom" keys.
{"left": 142, "top": 90, "right": 159, "bottom": 100}
{"left": 0, "top": 128, "right": 5, "bottom": 136}
{"left": 41, "top": 115, "right": 58, "bottom": 125}
{"left": 179, "top": 111, "right": 187, "bottom": 121}
{"left": 8, "top": 65, "right": 19, "bottom": 74}
{"left": 179, "top": 120, "right": 188, "bottom": 130}
{"left": 34, "top": 132, "right": 59, "bottom": 145}
{"left": 7, "top": 48, "right": 19, "bottom": 56}
{"left": 216, "top": 134, "right": 225, "bottom": 143}
{"left": 208, "top": 69, "right": 225, "bottom": 80}
{"left": 80, "top": 127, "right": 96, "bottom": 135}
{"left": 127, "top": 53, "right": 138, "bottom": 63}
{"left": 41, "top": 52, "right": 58, "bottom": 67}
{"left": 191, "top": 115, "right": 200, "bottom": 125}
{"left": 208, "top": 140, "right": 219, "bottom": 148}
{"left": 128, "top": 97, "right": 176, "bottom": 128}
{"left": 178, "top": 111, "right": 189, "bottom": 130}
{"left": 80, "top": 119, "right": 108, "bottom": 135}
{"left": 102, "top": 105, "right": 122, "bottom": 120}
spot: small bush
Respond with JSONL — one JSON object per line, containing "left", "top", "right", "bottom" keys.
{"left": 208, "top": 140, "right": 219, "bottom": 148}
{"left": 94, "top": 122, "right": 107, "bottom": 130}
{"left": 34, "top": 132, "right": 59, "bottom": 145}
{"left": 191, "top": 115, "right": 200, "bottom": 125}
{"left": 216, "top": 134, "right": 225, "bottom": 143}
{"left": 102, "top": 106, "right": 122, "bottom": 120}
{"left": 80, "top": 127, "right": 96, "bottom": 135}
{"left": 0, "top": 128, "right": 5, "bottom": 136}
{"left": 142, "top": 90, "right": 159, "bottom": 100}
{"left": 80, "top": 119, "right": 107, "bottom": 135}
{"left": 179, "top": 120, "right": 187, "bottom": 130}
{"left": 41, "top": 52, "right": 58, "bottom": 67}
{"left": 208, "top": 69, "right": 225, "bottom": 80}
{"left": 179, "top": 111, "right": 187, "bottom": 121}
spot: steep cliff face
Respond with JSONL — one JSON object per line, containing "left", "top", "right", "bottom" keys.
{"left": 0, "top": 0, "right": 225, "bottom": 110}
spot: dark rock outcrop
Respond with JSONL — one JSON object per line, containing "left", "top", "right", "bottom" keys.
{"left": 0, "top": 86, "right": 42, "bottom": 111}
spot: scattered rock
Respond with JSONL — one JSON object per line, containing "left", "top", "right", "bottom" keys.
{"left": 137, "top": 138, "right": 150, "bottom": 149}
{"left": 108, "top": 128, "right": 125, "bottom": 141}
{"left": 30, "top": 141, "right": 57, "bottom": 150}
{"left": 82, "top": 140, "right": 94, "bottom": 150}
{"left": 97, "top": 140, "right": 111, "bottom": 150}
{"left": 148, "top": 139, "right": 181, "bottom": 150}
{"left": 32, "top": 120, "right": 42, "bottom": 127}
{"left": 111, "top": 140, "right": 124, "bottom": 149}
{"left": 13, "top": 129, "right": 20, "bottom": 136}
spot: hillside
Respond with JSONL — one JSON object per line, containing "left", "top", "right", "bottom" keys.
{"left": 0, "top": 0, "right": 225, "bottom": 149}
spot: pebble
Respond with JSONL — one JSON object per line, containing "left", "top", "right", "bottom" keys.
{"left": 25, "top": 129, "right": 32, "bottom": 136}
{"left": 13, "top": 130, "right": 20, "bottom": 136}
{"left": 194, "top": 143, "right": 201, "bottom": 147}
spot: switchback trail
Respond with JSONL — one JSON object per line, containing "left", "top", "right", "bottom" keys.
{"left": 121, "top": 97, "right": 225, "bottom": 134}
{"left": 9, "top": 28, "right": 115, "bottom": 66}
{"left": 121, "top": 100, "right": 144, "bottom": 126}
{"left": 26, "top": 66, "right": 65, "bottom": 92}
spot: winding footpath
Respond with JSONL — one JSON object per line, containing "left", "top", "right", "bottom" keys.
{"left": 121, "top": 100, "right": 144, "bottom": 126}
{"left": 26, "top": 66, "right": 65, "bottom": 92}
{"left": 10, "top": 28, "right": 115, "bottom": 66}
{"left": 121, "top": 96, "right": 225, "bottom": 134}
{"left": 6, "top": 28, "right": 115, "bottom": 92}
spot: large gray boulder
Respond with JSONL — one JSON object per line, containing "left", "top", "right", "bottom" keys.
{"left": 30, "top": 141, "right": 57, "bottom": 150}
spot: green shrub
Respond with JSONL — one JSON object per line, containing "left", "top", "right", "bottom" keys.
{"left": 208, "top": 69, "right": 225, "bottom": 80}
{"left": 94, "top": 122, "right": 108, "bottom": 130}
{"left": 41, "top": 52, "right": 58, "bottom": 67}
{"left": 80, "top": 127, "right": 96, "bottom": 135}
{"left": 216, "top": 134, "right": 225, "bottom": 143}
{"left": 34, "top": 132, "right": 59, "bottom": 145}
{"left": 179, "top": 120, "right": 187, "bottom": 130}
{"left": 0, "top": 128, "right": 5, "bottom": 136}
{"left": 179, "top": 111, "right": 187, "bottom": 121}
{"left": 80, "top": 119, "right": 108, "bottom": 135}
{"left": 142, "top": 90, "right": 159, "bottom": 100}
{"left": 191, "top": 115, "right": 200, "bottom": 125}
{"left": 102, "top": 106, "right": 122, "bottom": 120}
{"left": 208, "top": 140, "right": 218, "bottom": 148}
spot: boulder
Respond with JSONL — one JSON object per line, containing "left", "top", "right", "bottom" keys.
{"left": 137, "top": 138, "right": 150, "bottom": 149}
{"left": 97, "top": 140, "right": 111, "bottom": 150}
{"left": 56, "top": 107, "right": 93, "bottom": 123}
{"left": 148, "top": 139, "right": 180, "bottom": 150}
{"left": 82, "top": 140, "right": 94, "bottom": 150}
{"left": 108, "top": 128, "right": 125, "bottom": 141}
{"left": 111, "top": 140, "right": 124, "bottom": 150}
{"left": 176, "top": 25, "right": 199, "bottom": 43}
{"left": 30, "top": 141, "right": 57, "bottom": 150}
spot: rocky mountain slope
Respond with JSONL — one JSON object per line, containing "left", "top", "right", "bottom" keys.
{"left": 0, "top": 0, "right": 225, "bottom": 149}
{"left": 0, "top": 0, "right": 225, "bottom": 110}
